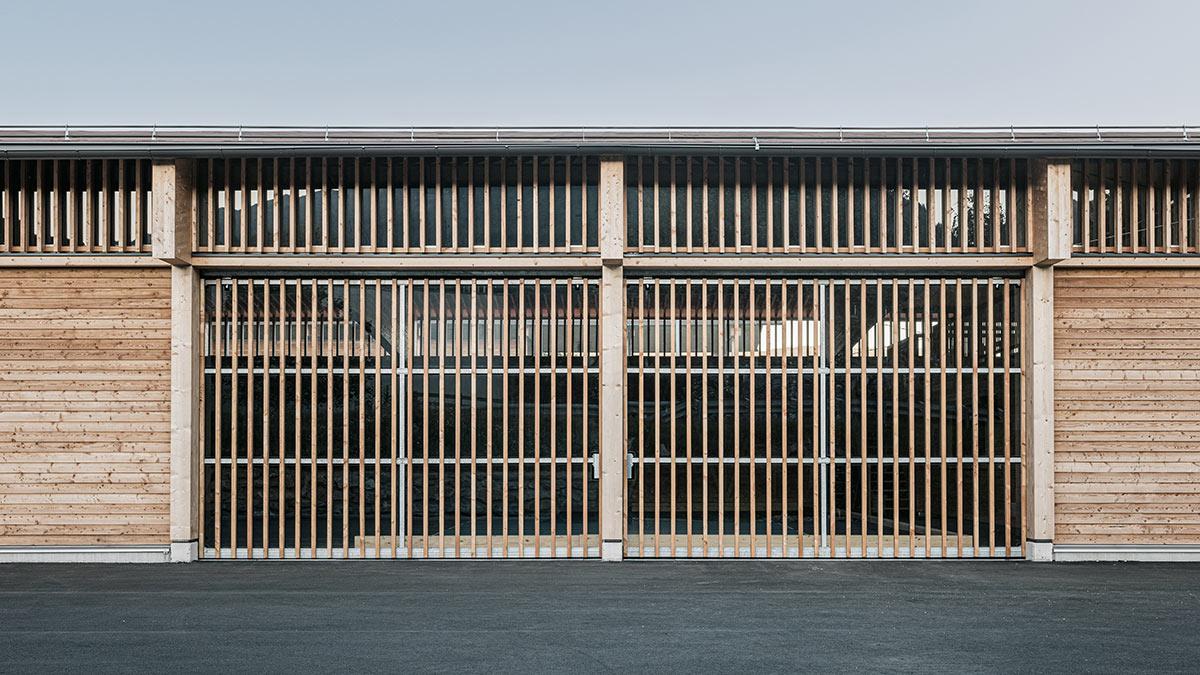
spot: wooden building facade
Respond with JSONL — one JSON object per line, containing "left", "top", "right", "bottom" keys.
{"left": 0, "top": 126, "right": 1197, "bottom": 562}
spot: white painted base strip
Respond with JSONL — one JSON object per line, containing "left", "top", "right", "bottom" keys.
{"left": 601, "top": 541, "right": 623, "bottom": 562}
{"left": 0, "top": 545, "right": 170, "bottom": 564}
{"left": 1054, "top": 544, "right": 1200, "bottom": 562}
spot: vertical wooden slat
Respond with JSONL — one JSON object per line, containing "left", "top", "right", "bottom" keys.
{"left": 582, "top": 280, "right": 591, "bottom": 553}
{"left": 717, "top": 279, "right": 726, "bottom": 554}
{"left": 1082, "top": 159, "right": 1092, "bottom": 253}
{"left": 816, "top": 279, "right": 827, "bottom": 556}
{"left": 923, "top": 280, "right": 932, "bottom": 558}
{"left": 637, "top": 279, "right": 647, "bottom": 554}
{"left": 842, "top": 280, "right": 852, "bottom": 555}
{"left": 98, "top": 160, "right": 108, "bottom": 253}
{"left": 213, "top": 280, "right": 223, "bottom": 557}
{"left": 955, "top": 278, "right": 964, "bottom": 558}
{"left": 777, "top": 278, "right": 787, "bottom": 552}
{"left": 970, "top": 279, "right": 980, "bottom": 557}
{"left": 326, "top": 279, "right": 335, "bottom": 558}
{"left": 308, "top": 282, "right": 317, "bottom": 557}
{"left": 1002, "top": 279, "right": 1012, "bottom": 557}
{"left": 391, "top": 279, "right": 399, "bottom": 557}
{"left": 517, "top": 280, "right": 526, "bottom": 556}
{"left": 875, "top": 279, "right": 884, "bottom": 556}
{"left": 406, "top": 280, "right": 415, "bottom": 557}
{"left": 420, "top": 280, "right": 430, "bottom": 556}
{"left": 468, "top": 281, "right": 477, "bottom": 555}
{"left": 500, "top": 279, "right": 509, "bottom": 557}
{"left": 701, "top": 279, "right": 711, "bottom": 553}
{"left": 342, "top": 279, "right": 351, "bottom": 558}
{"left": 243, "top": 279, "right": 255, "bottom": 557}
{"left": 50, "top": 160, "right": 59, "bottom": 253}
{"left": 533, "top": 280, "right": 542, "bottom": 555}
{"left": 939, "top": 279, "right": 949, "bottom": 555}
{"left": 291, "top": 279, "right": 301, "bottom": 558}
{"left": 902, "top": 276, "right": 912, "bottom": 554}
{"left": 454, "top": 280, "right": 462, "bottom": 557}
{"left": 485, "top": 279, "right": 495, "bottom": 555}
{"left": 671, "top": 157, "right": 680, "bottom": 252}
{"left": 565, "top": 279, "right": 574, "bottom": 556}
{"left": 731, "top": 280, "right": 741, "bottom": 555}
{"left": 670, "top": 279, "right": 679, "bottom": 551}
{"left": 549, "top": 281, "right": 558, "bottom": 555}
{"left": 373, "top": 280, "right": 383, "bottom": 557}
{"left": 230, "top": 280, "right": 240, "bottom": 555}
{"left": 890, "top": 280, "right": 899, "bottom": 553}
{"left": 436, "top": 280, "right": 446, "bottom": 556}
{"left": 685, "top": 280, "right": 695, "bottom": 554}
{"left": 986, "top": 279, "right": 996, "bottom": 556}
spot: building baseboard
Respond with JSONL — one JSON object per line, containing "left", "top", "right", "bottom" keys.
{"left": 0, "top": 545, "right": 170, "bottom": 563}
{"left": 170, "top": 541, "right": 198, "bottom": 563}
{"left": 1054, "top": 544, "right": 1200, "bottom": 562}
{"left": 601, "top": 541, "right": 623, "bottom": 562}
{"left": 1026, "top": 541, "right": 1054, "bottom": 562}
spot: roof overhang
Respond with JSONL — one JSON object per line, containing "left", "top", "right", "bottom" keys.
{"left": 2, "top": 125, "right": 1200, "bottom": 158}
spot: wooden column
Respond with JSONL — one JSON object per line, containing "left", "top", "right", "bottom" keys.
{"left": 1033, "top": 160, "right": 1072, "bottom": 266}
{"left": 1024, "top": 265, "right": 1054, "bottom": 561}
{"left": 598, "top": 158, "right": 626, "bottom": 561}
{"left": 1024, "top": 159, "right": 1069, "bottom": 561}
{"left": 152, "top": 160, "right": 195, "bottom": 265}
{"left": 153, "top": 159, "right": 201, "bottom": 561}
{"left": 170, "top": 266, "right": 202, "bottom": 561}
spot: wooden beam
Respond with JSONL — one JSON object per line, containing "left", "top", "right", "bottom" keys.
{"left": 1024, "top": 264, "right": 1054, "bottom": 561}
{"left": 170, "top": 265, "right": 201, "bottom": 562}
{"left": 599, "top": 158, "right": 624, "bottom": 264}
{"left": 0, "top": 255, "right": 167, "bottom": 267}
{"left": 1057, "top": 255, "right": 1200, "bottom": 268}
{"left": 625, "top": 255, "right": 1033, "bottom": 270}
{"left": 1032, "top": 160, "right": 1072, "bottom": 266}
{"left": 189, "top": 255, "right": 599, "bottom": 270}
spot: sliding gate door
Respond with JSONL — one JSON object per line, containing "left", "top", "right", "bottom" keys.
{"left": 201, "top": 275, "right": 600, "bottom": 559}
{"left": 625, "top": 276, "right": 1024, "bottom": 559}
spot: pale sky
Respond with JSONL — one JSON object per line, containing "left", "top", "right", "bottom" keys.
{"left": 2, "top": 0, "right": 1195, "bottom": 127}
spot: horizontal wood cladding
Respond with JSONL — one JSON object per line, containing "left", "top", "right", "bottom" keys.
{"left": 1073, "top": 159, "right": 1200, "bottom": 255}
{"left": 0, "top": 268, "right": 170, "bottom": 546}
{"left": 626, "top": 157, "right": 1032, "bottom": 255}
{"left": 0, "top": 159, "right": 152, "bottom": 254}
{"left": 195, "top": 157, "right": 599, "bottom": 254}
{"left": 1055, "top": 269, "right": 1200, "bottom": 545}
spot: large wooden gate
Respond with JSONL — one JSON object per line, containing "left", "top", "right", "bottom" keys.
{"left": 624, "top": 275, "right": 1024, "bottom": 558}
{"left": 201, "top": 275, "right": 601, "bottom": 559}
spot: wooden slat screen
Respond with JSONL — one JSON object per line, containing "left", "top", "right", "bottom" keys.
{"left": 1073, "top": 159, "right": 1200, "bottom": 254}
{"left": 624, "top": 276, "right": 1023, "bottom": 558}
{"left": 201, "top": 275, "right": 600, "bottom": 559}
{"left": 0, "top": 159, "right": 152, "bottom": 253}
{"left": 625, "top": 157, "right": 1032, "bottom": 254}
{"left": 1055, "top": 269, "right": 1200, "bottom": 545}
{"left": 195, "top": 157, "right": 599, "bottom": 254}
{"left": 0, "top": 268, "right": 170, "bottom": 546}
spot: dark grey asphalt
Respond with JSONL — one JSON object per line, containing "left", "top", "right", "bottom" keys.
{"left": 0, "top": 561, "right": 1197, "bottom": 674}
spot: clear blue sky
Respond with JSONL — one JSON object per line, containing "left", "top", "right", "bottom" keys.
{"left": 2, "top": 0, "right": 1194, "bottom": 126}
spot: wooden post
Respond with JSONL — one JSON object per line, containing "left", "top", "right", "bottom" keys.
{"left": 599, "top": 158, "right": 626, "bottom": 561}
{"left": 1024, "top": 265, "right": 1054, "bottom": 561}
{"left": 1033, "top": 160, "right": 1072, "bottom": 266}
{"left": 153, "top": 159, "right": 201, "bottom": 561}
{"left": 152, "top": 160, "right": 195, "bottom": 265}
{"left": 1023, "top": 158, "right": 1071, "bottom": 562}
{"left": 170, "top": 266, "right": 202, "bottom": 561}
